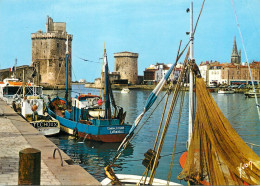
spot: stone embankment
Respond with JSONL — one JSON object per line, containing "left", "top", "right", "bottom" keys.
{"left": 0, "top": 100, "right": 100, "bottom": 185}
{"left": 85, "top": 83, "right": 251, "bottom": 93}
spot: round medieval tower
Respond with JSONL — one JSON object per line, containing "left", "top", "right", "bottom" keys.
{"left": 114, "top": 52, "right": 138, "bottom": 85}
{"left": 31, "top": 16, "right": 73, "bottom": 89}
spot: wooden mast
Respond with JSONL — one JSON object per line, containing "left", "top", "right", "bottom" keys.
{"left": 65, "top": 35, "right": 69, "bottom": 108}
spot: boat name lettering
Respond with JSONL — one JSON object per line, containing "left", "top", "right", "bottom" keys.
{"left": 110, "top": 130, "right": 124, "bottom": 134}
{"left": 107, "top": 126, "right": 124, "bottom": 130}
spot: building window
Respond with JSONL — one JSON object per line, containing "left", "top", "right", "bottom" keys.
{"left": 57, "top": 43, "right": 59, "bottom": 48}
{"left": 59, "top": 63, "right": 61, "bottom": 68}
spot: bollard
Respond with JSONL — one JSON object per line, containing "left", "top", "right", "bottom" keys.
{"left": 18, "top": 148, "right": 41, "bottom": 185}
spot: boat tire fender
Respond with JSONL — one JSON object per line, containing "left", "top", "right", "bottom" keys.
{"left": 73, "top": 127, "right": 78, "bottom": 138}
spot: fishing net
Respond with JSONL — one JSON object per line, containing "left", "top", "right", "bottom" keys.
{"left": 178, "top": 77, "right": 260, "bottom": 185}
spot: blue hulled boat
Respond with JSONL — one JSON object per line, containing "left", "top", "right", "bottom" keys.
{"left": 47, "top": 41, "right": 131, "bottom": 142}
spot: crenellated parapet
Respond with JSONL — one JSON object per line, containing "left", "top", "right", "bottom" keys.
{"left": 31, "top": 32, "right": 73, "bottom": 41}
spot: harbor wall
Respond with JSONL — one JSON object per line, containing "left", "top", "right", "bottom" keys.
{"left": 0, "top": 100, "right": 100, "bottom": 185}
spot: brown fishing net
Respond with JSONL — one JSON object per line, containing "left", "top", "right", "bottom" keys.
{"left": 177, "top": 78, "right": 260, "bottom": 185}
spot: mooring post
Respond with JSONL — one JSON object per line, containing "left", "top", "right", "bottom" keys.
{"left": 18, "top": 148, "right": 41, "bottom": 185}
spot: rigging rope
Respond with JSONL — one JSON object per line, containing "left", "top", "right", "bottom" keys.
{"left": 48, "top": 58, "right": 65, "bottom": 97}
{"left": 148, "top": 48, "right": 190, "bottom": 185}
{"left": 177, "top": 78, "right": 260, "bottom": 185}
{"left": 167, "top": 83, "right": 186, "bottom": 184}
{"left": 230, "top": 0, "right": 260, "bottom": 120}
{"left": 72, "top": 66, "right": 82, "bottom": 94}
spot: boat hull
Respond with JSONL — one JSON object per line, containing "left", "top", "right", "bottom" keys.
{"left": 244, "top": 93, "right": 260, "bottom": 98}
{"left": 47, "top": 100, "right": 131, "bottom": 143}
{"left": 61, "top": 124, "right": 127, "bottom": 142}
{"left": 101, "top": 174, "right": 181, "bottom": 185}
{"left": 218, "top": 90, "right": 234, "bottom": 94}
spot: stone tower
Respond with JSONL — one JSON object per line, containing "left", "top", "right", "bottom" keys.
{"left": 114, "top": 52, "right": 138, "bottom": 84}
{"left": 31, "top": 16, "right": 73, "bottom": 89}
{"left": 231, "top": 37, "right": 241, "bottom": 64}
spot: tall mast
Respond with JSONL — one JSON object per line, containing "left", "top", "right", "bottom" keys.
{"left": 103, "top": 45, "right": 111, "bottom": 119}
{"left": 65, "top": 35, "right": 69, "bottom": 107}
{"left": 188, "top": 1, "right": 194, "bottom": 148}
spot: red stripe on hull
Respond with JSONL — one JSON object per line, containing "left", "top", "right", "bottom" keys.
{"left": 78, "top": 132, "right": 127, "bottom": 143}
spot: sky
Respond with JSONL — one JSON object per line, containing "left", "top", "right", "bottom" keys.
{"left": 0, "top": 0, "right": 259, "bottom": 82}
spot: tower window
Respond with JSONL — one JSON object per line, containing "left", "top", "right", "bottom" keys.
{"left": 57, "top": 43, "right": 59, "bottom": 48}
{"left": 48, "top": 60, "right": 52, "bottom": 67}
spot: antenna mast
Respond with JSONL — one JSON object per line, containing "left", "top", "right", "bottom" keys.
{"left": 188, "top": 1, "right": 194, "bottom": 148}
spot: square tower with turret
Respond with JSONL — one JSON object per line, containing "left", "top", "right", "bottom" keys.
{"left": 31, "top": 16, "right": 73, "bottom": 89}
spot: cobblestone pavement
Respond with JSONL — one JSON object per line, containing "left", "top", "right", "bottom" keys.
{"left": 0, "top": 118, "right": 61, "bottom": 185}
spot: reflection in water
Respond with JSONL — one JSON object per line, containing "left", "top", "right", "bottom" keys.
{"left": 49, "top": 134, "right": 134, "bottom": 181}
{"left": 48, "top": 85, "right": 260, "bottom": 183}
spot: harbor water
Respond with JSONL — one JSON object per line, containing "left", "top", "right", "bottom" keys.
{"left": 45, "top": 85, "right": 260, "bottom": 183}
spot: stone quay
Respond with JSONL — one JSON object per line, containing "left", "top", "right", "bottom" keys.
{"left": 0, "top": 100, "right": 100, "bottom": 185}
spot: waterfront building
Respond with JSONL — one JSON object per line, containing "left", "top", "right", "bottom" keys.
{"left": 198, "top": 61, "right": 210, "bottom": 85}
{"left": 143, "top": 62, "right": 183, "bottom": 84}
{"left": 202, "top": 61, "right": 260, "bottom": 86}
{"left": 208, "top": 64, "right": 225, "bottom": 86}
{"left": 154, "top": 63, "right": 170, "bottom": 82}
{"left": 222, "top": 62, "right": 260, "bottom": 85}
{"left": 143, "top": 68, "right": 157, "bottom": 85}
{"left": 31, "top": 16, "right": 73, "bottom": 89}
{"left": 114, "top": 51, "right": 138, "bottom": 85}
{"left": 78, "top": 79, "right": 86, "bottom": 83}
{"left": 0, "top": 65, "right": 34, "bottom": 83}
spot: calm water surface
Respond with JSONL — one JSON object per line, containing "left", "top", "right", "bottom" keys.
{"left": 45, "top": 85, "right": 260, "bottom": 183}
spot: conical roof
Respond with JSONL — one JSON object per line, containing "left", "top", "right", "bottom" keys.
{"left": 231, "top": 36, "right": 238, "bottom": 57}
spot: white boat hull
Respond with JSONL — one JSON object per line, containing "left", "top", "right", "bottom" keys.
{"left": 101, "top": 174, "right": 182, "bottom": 185}
{"left": 37, "top": 127, "right": 60, "bottom": 136}
{"left": 121, "top": 88, "right": 130, "bottom": 93}
{"left": 218, "top": 90, "right": 234, "bottom": 94}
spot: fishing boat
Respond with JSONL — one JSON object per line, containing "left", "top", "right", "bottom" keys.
{"left": 7, "top": 71, "right": 61, "bottom": 136}
{"left": 218, "top": 88, "right": 234, "bottom": 94}
{"left": 19, "top": 95, "right": 60, "bottom": 136}
{"left": 121, "top": 88, "right": 130, "bottom": 93}
{"left": 103, "top": 1, "right": 260, "bottom": 185}
{"left": 0, "top": 77, "right": 42, "bottom": 105}
{"left": 47, "top": 39, "right": 131, "bottom": 142}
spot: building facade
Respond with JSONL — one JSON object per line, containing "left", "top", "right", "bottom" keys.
{"left": 31, "top": 16, "right": 73, "bottom": 89}
{"left": 0, "top": 65, "right": 34, "bottom": 83}
{"left": 201, "top": 62, "right": 260, "bottom": 86}
{"left": 143, "top": 62, "right": 182, "bottom": 84}
{"left": 114, "top": 52, "right": 138, "bottom": 85}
